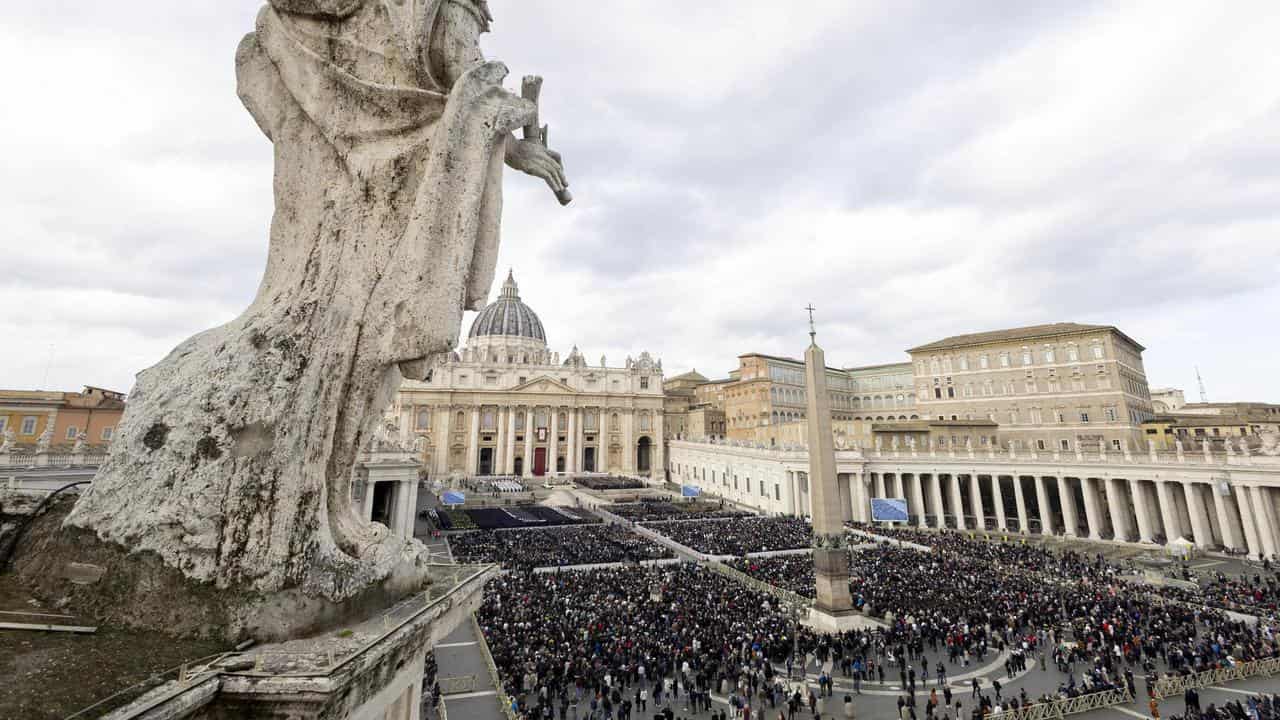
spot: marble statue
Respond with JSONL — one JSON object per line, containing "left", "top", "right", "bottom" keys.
{"left": 72, "top": 431, "right": 88, "bottom": 455}
{"left": 35, "top": 422, "right": 55, "bottom": 454}
{"left": 67, "top": 0, "right": 570, "bottom": 622}
{"left": 0, "top": 428, "right": 14, "bottom": 453}
{"left": 1261, "top": 430, "right": 1280, "bottom": 456}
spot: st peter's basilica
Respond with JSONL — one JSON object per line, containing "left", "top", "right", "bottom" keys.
{"left": 391, "top": 272, "right": 665, "bottom": 479}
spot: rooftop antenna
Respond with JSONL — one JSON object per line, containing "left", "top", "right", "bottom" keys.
{"left": 1195, "top": 366, "right": 1208, "bottom": 403}
{"left": 804, "top": 304, "right": 817, "bottom": 343}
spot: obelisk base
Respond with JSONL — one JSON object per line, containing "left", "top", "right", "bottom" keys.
{"left": 812, "top": 547, "right": 853, "bottom": 613}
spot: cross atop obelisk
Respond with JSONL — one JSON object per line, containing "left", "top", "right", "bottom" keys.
{"left": 805, "top": 304, "right": 817, "bottom": 343}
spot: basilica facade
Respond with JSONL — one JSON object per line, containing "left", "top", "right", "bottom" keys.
{"left": 393, "top": 272, "right": 665, "bottom": 479}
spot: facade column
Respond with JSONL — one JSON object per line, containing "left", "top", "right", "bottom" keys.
{"left": 522, "top": 407, "right": 535, "bottom": 479}
{"left": 1233, "top": 486, "right": 1263, "bottom": 560}
{"left": 991, "top": 475, "right": 1008, "bottom": 532}
{"left": 466, "top": 407, "right": 480, "bottom": 476}
{"left": 622, "top": 410, "right": 635, "bottom": 474}
{"left": 436, "top": 407, "right": 452, "bottom": 476}
{"left": 949, "top": 474, "right": 967, "bottom": 530}
{"left": 1104, "top": 478, "right": 1132, "bottom": 542}
{"left": 791, "top": 471, "right": 803, "bottom": 518}
{"left": 1034, "top": 477, "right": 1054, "bottom": 535}
{"left": 548, "top": 408, "right": 560, "bottom": 476}
{"left": 1211, "top": 484, "right": 1244, "bottom": 552}
{"left": 969, "top": 475, "right": 986, "bottom": 531}
{"left": 505, "top": 408, "right": 517, "bottom": 474}
{"left": 912, "top": 474, "right": 927, "bottom": 529}
{"left": 1080, "top": 478, "right": 1104, "bottom": 540}
{"left": 874, "top": 473, "right": 886, "bottom": 501}
{"left": 859, "top": 473, "right": 872, "bottom": 523}
{"left": 1057, "top": 477, "right": 1080, "bottom": 538}
{"left": 494, "top": 408, "right": 506, "bottom": 475}
{"left": 1183, "top": 481, "right": 1214, "bottom": 549}
{"left": 1012, "top": 477, "right": 1028, "bottom": 534}
{"left": 1129, "top": 479, "right": 1155, "bottom": 544}
{"left": 1249, "top": 486, "right": 1278, "bottom": 559}
{"left": 566, "top": 408, "right": 578, "bottom": 475}
{"left": 929, "top": 474, "right": 946, "bottom": 529}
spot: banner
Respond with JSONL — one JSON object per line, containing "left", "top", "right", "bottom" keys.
{"left": 681, "top": 484, "right": 701, "bottom": 498}
{"left": 442, "top": 490, "right": 466, "bottom": 506}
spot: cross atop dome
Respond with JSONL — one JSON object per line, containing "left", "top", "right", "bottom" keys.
{"left": 500, "top": 269, "right": 521, "bottom": 300}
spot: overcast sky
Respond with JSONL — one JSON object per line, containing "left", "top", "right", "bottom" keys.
{"left": 3, "top": 1, "right": 1278, "bottom": 402}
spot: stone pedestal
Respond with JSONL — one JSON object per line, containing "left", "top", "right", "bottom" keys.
{"left": 812, "top": 547, "right": 854, "bottom": 615}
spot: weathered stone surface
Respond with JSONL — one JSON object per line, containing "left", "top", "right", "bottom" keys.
{"left": 64, "top": 0, "right": 568, "bottom": 626}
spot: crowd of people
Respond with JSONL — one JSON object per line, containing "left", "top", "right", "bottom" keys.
{"left": 647, "top": 516, "right": 812, "bottom": 556}
{"left": 1168, "top": 690, "right": 1278, "bottom": 720}
{"left": 609, "top": 499, "right": 749, "bottom": 523}
{"left": 449, "top": 524, "right": 673, "bottom": 571}
{"left": 576, "top": 476, "right": 646, "bottom": 491}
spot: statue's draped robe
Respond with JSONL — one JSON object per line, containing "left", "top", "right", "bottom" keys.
{"left": 67, "top": 0, "right": 533, "bottom": 604}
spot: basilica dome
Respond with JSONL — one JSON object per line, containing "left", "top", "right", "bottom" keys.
{"left": 468, "top": 271, "right": 546, "bottom": 343}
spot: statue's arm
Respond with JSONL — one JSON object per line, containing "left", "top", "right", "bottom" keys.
{"left": 432, "top": 1, "right": 567, "bottom": 196}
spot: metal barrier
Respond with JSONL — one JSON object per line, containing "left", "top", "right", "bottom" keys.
{"left": 1152, "top": 656, "right": 1280, "bottom": 699}
{"left": 1003, "top": 687, "right": 1134, "bottom": 720}
{"left": 436, "top": 675, "right": 477, "bottom": 694}
{"left": 471, "top": 613, "right": 519, "bottom": 720}
{"left": 706, "top": 559, "right": 812, "bottom": 611}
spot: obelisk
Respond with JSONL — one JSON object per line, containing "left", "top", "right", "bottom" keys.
{"left": 803, "top": 306, "right": 855, "bottom": 621}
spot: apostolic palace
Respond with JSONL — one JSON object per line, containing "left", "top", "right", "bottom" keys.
{"left": 391, "top": 272, "right": 666, "bottom": 479}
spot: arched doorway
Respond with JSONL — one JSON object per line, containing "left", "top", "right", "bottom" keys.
{"left": 478, "top": 448, "right": 494, "bottom": 476}
{"left": 513, "top": 457, "right": 524, "bottom": 476}
{"left": 636, "top": 437, "right": 652, "bottom": 474}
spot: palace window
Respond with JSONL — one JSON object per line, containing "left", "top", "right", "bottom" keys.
{"left": 558, "top": 412, "right": 567, "bottom": 431}
{"left": 1092, "top": 345, "right": 1104, "bottom": 360}
{"left": 1104, "top": 407, "right": 1118, "bottom": 422}
{"left": 483, "top": 408, "right": 497, "bottom": 431}
{"left": 66, "top": 426, "right": 78, "bottom": 440}
{"left": 1060, "top": 439, "right": 1071, "bottom": 451}
{"left": 1037, "top": 439, "right": 1047, "bottom": 450}
{"left": 958, "top": 356, "right": 969, "bottom": 371}
{"left": 1067, "top": 345, "right": 1079, "bottom": 362}
{"left": 999, "top": 353, "right": 1010, "bottom": 368}
{"left": 1080, "top": 412, "right": 1090, "bottom": 423}
{"left": 640, "top": 377, "right": 650, "bottom": 390}
{"left": 640, "top": 414, "right": 651, "bottom": 432}
{"left": 1054, "top": 410, "right": 1065, "bottom": 424}
{"left": 102, "top": 427, "right": 114, "bottom": 441}
{"left": 1112, "top": 439, "right": 1122, "bottom": 451}
{"left": 416, "top": 409, "right": 431, "bottom": 430}
{"left": 1043, "top": 348, "right": 1055, "bottom": 363}
{"left": 535, "top": 409, "right": 549, "bottom": 429}
{"left": 611, "top": 413, "right": 620, "bottom": 431}
{"left": 979, "top": 354, "right": 989, "bottom": 369}
{"left": 21, "top": 416, "right": 37, "bottom": 435}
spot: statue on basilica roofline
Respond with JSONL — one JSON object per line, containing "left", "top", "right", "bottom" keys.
{"left": 63, "top": 0, "right": 572, "bottom": 640}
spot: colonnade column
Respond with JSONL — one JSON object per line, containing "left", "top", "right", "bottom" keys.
{"left": 1129, "top": 479, "right": 1155, "bottom": 544}
{"left": 969, "top": 475, "right": 986, "bottom": 531}
{"left": 990, "top": 476, "right": 1007, "bottom": 532}
{"left": 1208, "top": 486, "right": 1241, "bottom": 552}
{"left": 622, "top": 411, "right": 635, "bottom": 474}
{"left": 1034, "top": 477, "right": 1054, "bottom": 535}
{"left": 929, "top": 475, "right": 946, "bottom": 529}
{"left": 1156, "top": 481, "right": 1183, "bottom": 541}
{"left": 912, "top": 474, "right": 927, "bottom": 529}
{"left": 874, "top": 473, "right": 886, "bottom": 501}
{"left": 522, "top": 408, "right": 535, "bottom": 479}
{"left": 1012, "top": 477, "right": 1028, "bottom": 534}
{"left": 1234, "top": 486, "right": 1263, "bottom": 560}
{"left": 1057, "top": 478, "right": 1080, "bottom": 537}
{"left": 1079, "top": 478, "right": 1104, "bottom": 540}
{"left": 466, "top": 407, "right": 480, "bottom": 476}
{"left": 1250, "top": 486, "right": 1278, "bottom": 559}
{"left": 1183, "top": 481, "right": 1214, "bottom": 549}
{"left": 505, "top": 408, "right": 517, "bottom": 474}
{"left": 949, "top": 475, "right": 966, "bottom": 530}
{"left": 1103, "top": 478, "right": 1132, "bottom": 542}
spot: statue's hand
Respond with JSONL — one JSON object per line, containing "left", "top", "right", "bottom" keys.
{"left": 506, "top": 137, "right": 568, "bottom": 196}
